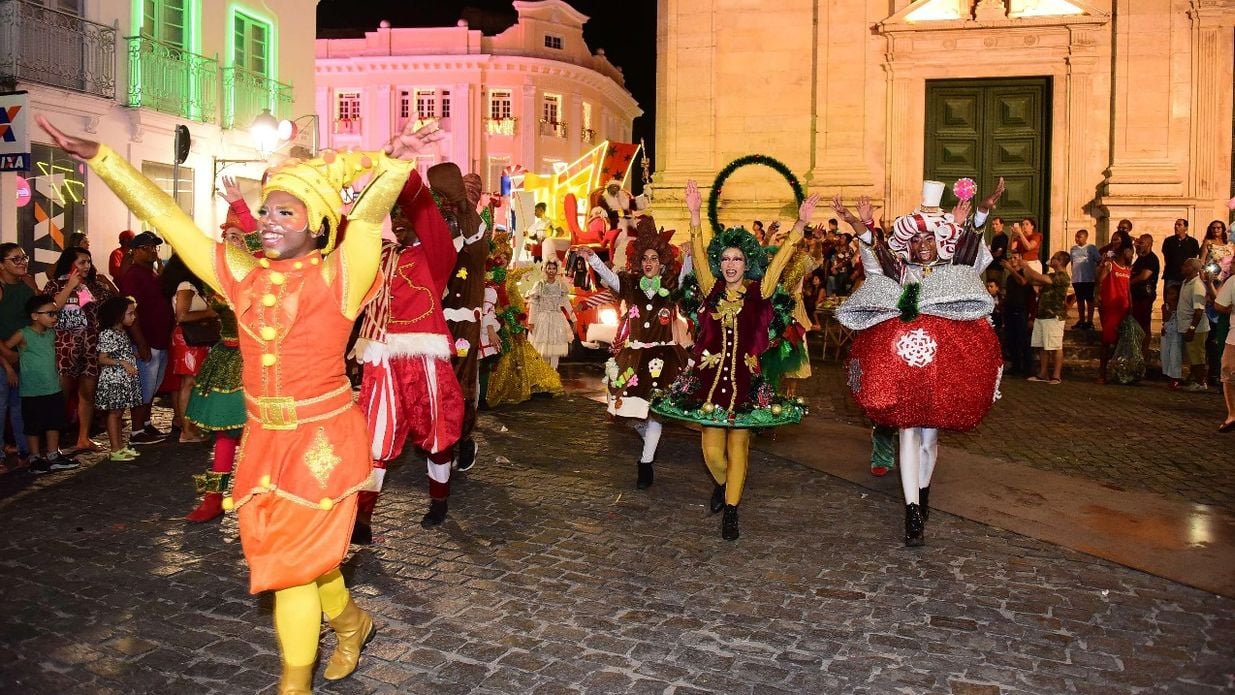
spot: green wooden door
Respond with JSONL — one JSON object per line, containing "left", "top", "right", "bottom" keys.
{"left": 925, "top": 78, "right": 1051, "bottom": 249}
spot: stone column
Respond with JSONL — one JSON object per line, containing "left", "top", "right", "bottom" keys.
{"left": 521, "top": 84, "right": 538, "bottom": 172}
{"left": 1187, "top": 1, "right": 1235, "bottom": 224}
{"left": 451, "top": 81, "right": 472, "bottom": 172}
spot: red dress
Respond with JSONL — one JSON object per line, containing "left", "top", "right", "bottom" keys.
{"left": 1099, "top": 262, "right": 1131, "bottom": 344}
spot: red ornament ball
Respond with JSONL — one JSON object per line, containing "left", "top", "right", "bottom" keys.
{"left": 846, "top": 315, "right": 1002, "bottom": 432}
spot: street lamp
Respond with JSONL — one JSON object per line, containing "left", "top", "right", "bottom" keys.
{"left": 250, "top": 109, "right": 280, "bottom": 157}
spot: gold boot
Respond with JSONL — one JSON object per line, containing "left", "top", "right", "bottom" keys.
{"left": 322, "top": 599, "right": 375, "bottom": 680}
{"left": 278, "top": 663, "right": 314, "bottom": 694}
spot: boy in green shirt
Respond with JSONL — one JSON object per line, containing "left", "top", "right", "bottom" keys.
{"left": 1016, "top": 251, "right": 1072, "bottom": 383}
{"left": 0, "top": 295, "right": 79, "bottom": 474}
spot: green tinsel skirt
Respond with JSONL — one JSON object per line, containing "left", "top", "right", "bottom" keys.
{"left": 185, "top": 343, "right": 244, "bottom": 432}
{"left": 650, "top": 391, "right": 806, "bottom": 429}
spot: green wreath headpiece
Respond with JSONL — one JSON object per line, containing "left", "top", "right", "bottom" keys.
{"left": 707, "top": 227, "right": 768, "bottom": 282}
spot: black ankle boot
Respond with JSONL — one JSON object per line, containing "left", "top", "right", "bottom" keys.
{"left": 420, "top": 499, "right": 448, "bottom": 528}
{"left": 636, "top": 461, "right": 654, "bottom": 490}
{"left": 904, "top": 503, "right": 925, "bottom": 547}
{"left": 709, "top": 484, "right": 726, "bottom": 514}
{"left": 721, "top": 504, "right": 739, "bottom": 541}
{"left": 351, "top": 521, "right": 373, "bottom": 545}
{"left": 919, "top": 486, "right": 930, "bottom": 522}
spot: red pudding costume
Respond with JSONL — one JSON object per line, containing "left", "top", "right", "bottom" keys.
{"left": 353, "top": 171, "right": 464, "bottom": 534}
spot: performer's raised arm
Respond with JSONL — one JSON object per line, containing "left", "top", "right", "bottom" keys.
{"left": 580, "top": 247, "right": 620, "bottom": 291}
{"left": 685, "top": 180, "right": 715, "bottom": 290}
{"left": 38, "top": 115, "right": 221, "bottom": 293}
{"left": 833, "top": 194, "right": 896, "bottom": 278}
{"left": 335, "top": 121, "right": 443, "bottom": 317}
{"left": 761, "top": 193, "right": 818, "bottom": 298}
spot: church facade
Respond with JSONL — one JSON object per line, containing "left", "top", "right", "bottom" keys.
{"left": 654, "top": 0, "right": 1235, "bottom": 254}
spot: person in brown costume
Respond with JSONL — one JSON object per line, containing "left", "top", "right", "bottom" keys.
{"left": 425, "top": 164, "right": 490, "bottom": 526}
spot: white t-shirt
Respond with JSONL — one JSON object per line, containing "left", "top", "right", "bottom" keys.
{"left": 1176, "top": 276, "right": 1209, "bottom": 334}
{"left": 177, "top": 281, "right": 208, "bottom": 313}
{"left": 1216, "top": 275, "right": 1235, "bottom": 346}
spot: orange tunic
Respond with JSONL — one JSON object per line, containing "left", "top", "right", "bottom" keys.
{"left": 220, "top": 245, "right": 380, "bottom": 593}
{"left": 84, "top": 144, "right": 413, "bottom": 594}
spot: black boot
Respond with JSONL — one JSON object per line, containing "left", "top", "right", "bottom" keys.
{"left": 709, "top": 484, "right": 726, "bottom": 514}
{"left": 904, "top": 503, "right": 925, "bottom": 547}
{"left": 636, "top": 461, "right": 654, "bottom": 490}
{"left": 721, "top": 504, "right": 739, "bottom": 541}
{"left": 350, "top": 521, "right": 373, "bottom": 545}
{"left": 919, "top": 486, "right": 931, "bottom": 522}
{"left": 420, "top": 498, "right": 448, "bottom": 528}
{"left": 456, "top": 439, "right": 478, "bottom": 472}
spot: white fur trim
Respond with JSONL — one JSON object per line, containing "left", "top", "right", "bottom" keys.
{"left": 385, "top": 333, "right": 452, "bottom": 359}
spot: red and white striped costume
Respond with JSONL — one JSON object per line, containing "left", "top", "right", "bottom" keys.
{"left": 353, "top": 171, "right": 463, "bottom": 506}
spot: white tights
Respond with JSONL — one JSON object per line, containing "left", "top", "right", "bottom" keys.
{"left": 547, "top": 355, "right": 560, "bottom": 369}
{"left": 897, "top": 427, "right": 938, "bottom": 505}
{"left": 634, "top": 418, "right": 663, "bottom": 463}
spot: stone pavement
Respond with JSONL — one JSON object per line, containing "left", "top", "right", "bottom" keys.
{"left": 0, "top": 380, "right": 1233, "bottom": 694}
{"left": 800, "top": 360, "right": 1235, "bottom": 515}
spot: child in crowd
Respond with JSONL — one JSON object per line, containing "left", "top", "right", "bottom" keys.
{"left": 94, "top": 296, "right": 144, "bottom": 461}
{"left": 0, "top": 295, "right": 79, "bottom": 474}
{"left": 526, "top": 259, "right": 575, "bottom": 369}
{"left": 1160, "top": 284, "right": 1183, "bottom": 387}
{"left": 986, "top": 279, "right": 1003, "bottom": 331}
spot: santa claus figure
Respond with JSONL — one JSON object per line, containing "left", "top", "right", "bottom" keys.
{"left": 832, "top": 178, "right": 1005, "bottom": 547}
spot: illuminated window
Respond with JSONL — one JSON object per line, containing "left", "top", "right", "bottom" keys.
{"left": 336, "top": 91, "right": 360, "bottom": 120}
{"left": 141, "top": 0, "right": 189, "bottom": 48}
{"left": 542, "top": 93, "right": 561, "bottom": 124}
{"left": 232, "top": 11, "right": 269, "bottom": 76}
{"left": 489, "top": 90, "right": 512, "bottom": 120}
{"left": 441, "top": 90, "right": 451, "bottom": 118}
{"left": 416, "top": 89, "right": 436, "bottom": 119}
{"left": 398, "top": 90, "right": 411, "bottom": 119}
{"left": 488, "top": 155, "right": 511, "bottom": 191}
{"left": 544, "top": 35, "right": 563, "bottom": 50}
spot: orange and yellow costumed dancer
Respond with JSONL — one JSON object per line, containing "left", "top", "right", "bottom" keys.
{"left": 37, "top": 115, "right": 444, "bottom": 694}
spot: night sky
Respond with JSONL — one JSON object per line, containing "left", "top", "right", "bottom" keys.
{"left": 316, "top": 0, "right": 659, "bottom": 168}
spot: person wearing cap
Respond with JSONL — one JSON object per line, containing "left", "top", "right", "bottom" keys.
{"left": 36, "top": 113, "right": 444, "bottom": 694}
{"left": 108, "top": 230, "right": 135, "bottom": 282}
{"left": 117, "top": 231, "right": 175, "bottom": 444}
{"left": 350, "top": 170, "right": 463, "bottom": 542}
{"left": 833, "top": 178, "right": 1005, "bottom": 548}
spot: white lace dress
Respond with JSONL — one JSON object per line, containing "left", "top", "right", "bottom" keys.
{"left": 527, "top": 280, "right": 574, "bottom": 359}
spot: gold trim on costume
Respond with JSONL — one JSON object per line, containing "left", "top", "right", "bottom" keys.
{"left": 304, "top": 428, "right": 341, "bottom": 488}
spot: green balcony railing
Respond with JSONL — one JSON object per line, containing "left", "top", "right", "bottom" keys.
{"left": 126, "top": 35, "right": 217, "bottom": 123}
{"left": 222, "top": 66, "right": 291, "bottom": 130}
{"left": 0, "top": 0, "right": 116, "bottom": 99}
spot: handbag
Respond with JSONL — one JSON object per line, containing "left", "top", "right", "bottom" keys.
{"left": 180, "top": 317, "right": 221, "bottom": 347}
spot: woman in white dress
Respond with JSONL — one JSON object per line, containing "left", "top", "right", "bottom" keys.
{"left": 525, "top": 259, "right": 575, "bottom": 369}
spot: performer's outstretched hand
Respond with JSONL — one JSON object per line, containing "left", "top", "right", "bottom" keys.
{"left": 977, "top": 177, "right": 1006, "bottom": 213}
{"left": 685, "top": 179, "right": 702, "bottom": 226}
{"left": 856, "top": 196, "right": 876, "bottom": 226}
{"left": 36, "top": 116, "right": 99, "bottom": 160}
{"left": 798, "top": 193, "right": 821, "bottom": 225}
{"left": 830, "top": 195, "right": 860, "bottom": 226}
{"left": 218, "top": 175, "right": 244, "bottom": 203}
{"left": 951, "top": 198, "right": 972, "bottom": 222}
{"left": 385, "top": 119, "right": 446, "bottom": 160}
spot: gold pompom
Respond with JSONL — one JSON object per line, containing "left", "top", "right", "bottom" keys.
{"left": 319, "top": 497, "right": 334, "bottom": 510}
{"left": 701, "top": 403, "right": 715, "bottom": 414}
{"left": 221, "top": 497, "right": 235, "bottom": 511}
{"left": 260, "top": 474, "right": 271, "bottom": 489}
{"left": 771, "top": 404, "right": 783, "bottom": 416}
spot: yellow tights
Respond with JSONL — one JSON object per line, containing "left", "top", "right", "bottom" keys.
{"left": 273, "top": 568, "right": 350, "bottom": 666}
{"left": 701, "top": 427, "right": 751, "bottom": 506}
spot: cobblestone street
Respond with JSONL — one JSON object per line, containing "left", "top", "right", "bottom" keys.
{"left": 0, "top": 364, "right": 1233, "bottom": 694}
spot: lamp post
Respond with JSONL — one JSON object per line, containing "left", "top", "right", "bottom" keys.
{"left": 213, "top": 111, "right": 321, "bottom": 182}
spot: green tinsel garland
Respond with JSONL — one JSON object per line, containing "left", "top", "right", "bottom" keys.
{"left": 898, "top": 283, "right": 921, "bottom": 322}
{"left": 707, "top": 154, "right": 806, "bottom": 236}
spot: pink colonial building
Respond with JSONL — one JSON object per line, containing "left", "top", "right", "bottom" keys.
{"left": 315, "top": 0, "right": 642, "bottom": 190}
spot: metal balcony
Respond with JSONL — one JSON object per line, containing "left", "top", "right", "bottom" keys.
{"left": 485, "top": 117, "right": 517, "bottom": 136}
{"left": 0, "top": 0, "right": 116, "bottom": 99}
{"left": 126, "top": 35, "right": 217, "bottom": 123}
{"left": 581, "top": 128, "right": 596, "bottom": 144}
{"left": 539, "top": 119, "right": 567, "bottom": 138}
{"left": 222, "top": 66, "right": 291, "bottom": 129}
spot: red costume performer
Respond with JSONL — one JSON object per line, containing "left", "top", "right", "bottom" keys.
{"left": 353, "top": 172, "right": 464, "bottom": 536}
{"left": 430, "top": 165, "right": 490, "bottom": 481}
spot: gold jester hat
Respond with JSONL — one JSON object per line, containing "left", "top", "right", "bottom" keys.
{"left": 262, "top": 149, "right": 378, "bottom": 256}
